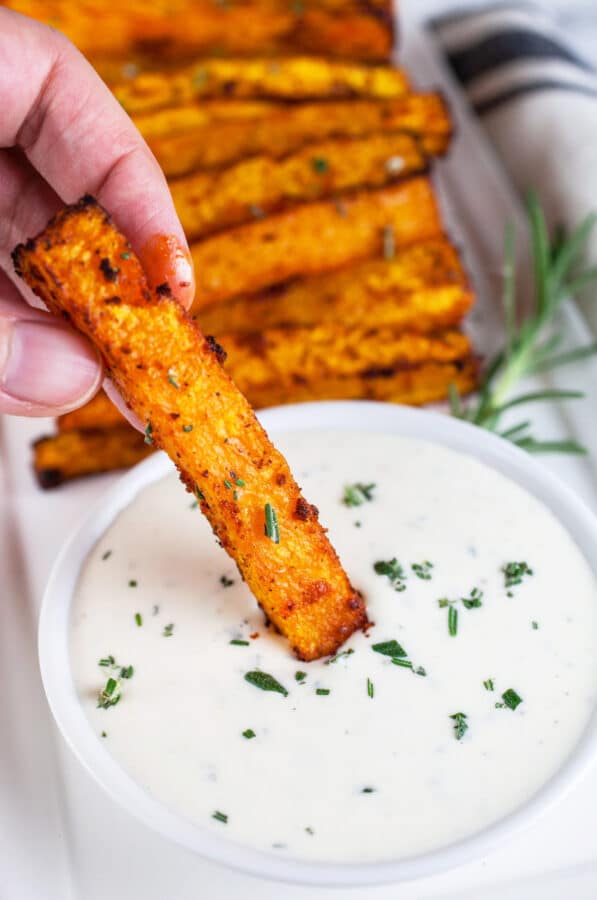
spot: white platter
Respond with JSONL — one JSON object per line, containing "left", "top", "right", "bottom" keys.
{"left": 3, "top": 12, "right": 597, "bottom": 900}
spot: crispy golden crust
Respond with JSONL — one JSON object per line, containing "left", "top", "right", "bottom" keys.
{"left": 190, "top": 179, "right": 442, "bottom": 309}
{"left": 145, "top": 94, "right": 451, "bottom": 177}
{"left": 33, "top": 425, "right": 152, "bottom": 487}
{"left": 13, "top": 196, "right": 367, "bottom": 661}
{"left": 6, "top": 0, "right": 394, "bottom": 62}
{"left": 221, "top": 325, "right": 473, "bottom": 389}
{"left": 133, "top": 100, "right": 283, "bottom": 138}
{"left": 235, "top": 357, "right": 479, "bottom": 408}
{"left": 57, "top": 391, "right": 124, "bottom": 432}
{"left": 171, "top": 133, "right": 428, "bottom": 241}
{"left": 113, "top": 57, "right": 410, "bottom": 114}
{"left": 195, "top": 238, "right": 473, "bottom": 334}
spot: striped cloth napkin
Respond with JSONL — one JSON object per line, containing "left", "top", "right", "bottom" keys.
{"left": 428, "top": 2, "right": 597, "bottom": 330}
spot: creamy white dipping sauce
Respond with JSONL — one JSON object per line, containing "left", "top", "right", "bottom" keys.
{"left": 70, "top": 431, "right": 597, "bottom": 863}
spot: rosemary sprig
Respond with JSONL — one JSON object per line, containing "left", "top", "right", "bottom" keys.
{"left": 451, "top": 194, "right": 597, "bottom": 453}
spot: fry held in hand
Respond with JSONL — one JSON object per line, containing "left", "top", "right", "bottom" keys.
{"left": 14, "top": 196, "right": 367, "bottom": 661}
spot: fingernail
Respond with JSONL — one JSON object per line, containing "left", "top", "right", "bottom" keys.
{"left": 0, "top": 320, "right": 102, "bottom": 407}
{"left": 140, "top": 234, "right": 195, "bottom": 310}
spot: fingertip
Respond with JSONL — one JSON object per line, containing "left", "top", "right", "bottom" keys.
{"left": 138, "top": 233, "right": 195, "bottom": 311}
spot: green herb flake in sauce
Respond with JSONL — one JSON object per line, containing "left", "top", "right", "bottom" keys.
{"left": 182, "top": 424, "right": 194, "bottom": 433}
{"left": 212, "top": 810, "right": 228, "bottom": 824}
{"left": 367, "top": 677, "right": 374, "bottom": 698}
{"left": 163, "top": 623, "right": 175, "bottom": 638}
{"left": 101, "top": 731, "right": 107, "bottom": 738}
{"left": 97, "top": 676, "right": 122, "bottom": 710}
{"left": 448, "top": 605, "right": 458, "bottom": 636}
{"left": 502, "top": 688, "right": 523, "bottom": 710}
{"left": 195, "top": 487, "right": 205, "bottom": 501}
{"left": 295, "top": 671, "right": 307, "bottom": 683}
{"left": 242, "top": 729, "right": 256, "bottom": 739}
{"left": 135, "top": 612, "right": 142, "bottom": 627}
{"left": 325, "top": 648, "right": 354, "bottom": 665}
{"left": 101, "top": 550, "right": 112, "bottom": 561}
{"left": 503, "top": 561, "right": 534, "bottom": 595}
{"left": 223, "top": 479, "right": 233, "bottom": 489}
{"left": 414, "top": 666, "right": 427, "bottom": 677}
{"left": 235, "top": 477, "right": 245, "bottom": 487}
{"left": 99, "top": 655, "right": 115, "bottom": 668}
{"left": 373, "top": 558, "right": 407, "bottom": 592}
{"left": 411, "top": 560, "right": 433, "bottom": 580}
{"left": 391, "top": 658, "right": 413, "bottom": 669}
{"left": 230, "top": 639, "right": 250, "bottom": 646}
{"left": 264, "top": 503, "right": 280, "bottom": 543}
{"left": 220, "top": 575, "right": 235, "bottom": 587}
{"left": 120, "top": 252, "right": 131, "bottom": 260}
{"left": 532, "top": 620, "right": 539, "bottom": 630}
{"left": 450, "top": 712, "right": 468, "bottom": 740}
{"left": 342, "top": 482, "right": 376, "bottom": 507}
{"left": 129, "top": 579, "right": 138, "bottom": 588}
{"left": 120, "top": 665, "right": 134, "bottom": 679}
{"left": 371, "top": 639, "right": 407, "bottom": 658}
{"left": 483, "top": 679, "right": 495, "bottom": 691}
{"left": 245, "top": 670, "right": 288, "bottom": 696}
{"left": 462, "top": 587, "right": 483, "bottom": 609}
{"left": 316, "top": 688, "right": 330, "bottom": 695}
{"left": 361, "top": 787, "right": 375, "bottom": 794}
{"left": 305, "top": 826, "right": 315, "bottom": 835}
{"left": 167, "top": 368, "right": 180, "bottom": 389}
{"left": 144, "top": 422, "right": 154, "bottom": 445}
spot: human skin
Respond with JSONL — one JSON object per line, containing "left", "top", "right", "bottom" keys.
{"left": 0, "top": 8, "right": 194, "bottom": 418}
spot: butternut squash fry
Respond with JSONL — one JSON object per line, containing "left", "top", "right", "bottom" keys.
{"left": 145, "top": 94, "right": 451, "bottom": 177}
{"left": 13, "top": 196, "right": 367, "bottom": 661}
{"left": 195, "top": 238, "right": 473, "bottom": 334}
{"left": 33, "top": 426, "right": 152, "bottom": 488}
{"left": 171, "top": 133, "right": 428, "bottom": 240}
{"left": 113, "top": 57, "right": 410, "bottom": 114}
{"left": 190, "top": 178, "right": 443, "bottom": 309}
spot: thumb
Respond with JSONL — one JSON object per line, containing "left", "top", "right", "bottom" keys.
{"left": 0, "top": 277, "right": 102, "bottom": 417}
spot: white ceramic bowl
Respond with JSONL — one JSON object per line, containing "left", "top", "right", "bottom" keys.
{"left": 39, "top": 401, "right": 597, "bottom": 886}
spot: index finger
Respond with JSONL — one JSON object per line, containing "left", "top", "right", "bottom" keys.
{"left": 0, "top": 8, "right": 194, "bottom": 308}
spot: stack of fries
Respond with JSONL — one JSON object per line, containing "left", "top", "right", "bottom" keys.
{"left": 6, "top": 0, "right": 478, "bottom": 487}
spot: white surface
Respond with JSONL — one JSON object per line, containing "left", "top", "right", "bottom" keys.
{"left": 4, "top": 9, "right": 597, "bottom": 900}
{"left": 39, "top": 406, "right": 597, "bottom": 886}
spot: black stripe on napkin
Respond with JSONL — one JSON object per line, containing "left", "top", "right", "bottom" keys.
{"left": 447, "top": 30, "right": 593, "bottom": 87}
{"left": 474, "top": 79, "right": 597, "bottom": 116}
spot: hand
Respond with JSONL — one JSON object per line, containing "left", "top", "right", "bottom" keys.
{"left": 0, "top": 8, "right": 194, "bottom": 417}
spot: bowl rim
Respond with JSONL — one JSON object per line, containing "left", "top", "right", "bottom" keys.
{"left": 38, "top": 400, "right": 597, "bottom": 886}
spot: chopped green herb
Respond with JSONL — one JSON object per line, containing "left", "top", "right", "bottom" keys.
{"left": 483, "top": 679, "right": 495, "bottom": 691}
{"left": 120, "top": 665, "right": 134, "bottom": 679}
{"left": 220, "top": 575, "right": 235, "bottom": 587}
{"left": 144, "top": 422, "right": 153, "bottom": 445}
{"left": 503, "top": 561, "right": 533, "bottom": 593}
{"left": 295, "top": 671, "right": 307, "bottom": 683}
{"left": 373, "top": 558, "right": 407, "bottom": 592}
{"left": 167, "top": 368, "right": 180, "bottom": 389}
{"left": 233, "top": 490, "right": 239, "bottom": 500}
{"left": 342, "top": 482, "right": 376, "bottom": 507}
{"left": 354, "top": 521, "right": 362, "bottom": 528}
{"left": 371, "top": 639, "right": 407, "bottom": 658}
{"left": 382, "top": 224, "right": 395, "bottom": 260}
{"left": 99, "top": 655, "right": 115, "bottom": 667}
{"left": 245, "top": 670, "right": 288, "bottom": 696}
{"left": 305, "top": 826, "right": 315, "bottom": 836}
{"left": 448, "top": 605, "right": 458, "bottom": 636}
{"left": 97, "top": 676, "right": 122, "bottom": 709}
{"left": 391, "top": 658, "right": 413, "bottom": 669}
{"left": 361, "top": 787, "right": 375, "bottom": 793}
{"left": 502, "top": 688, "right": 523, "bottom": 710}
{"left": 411, "top": 560, "right": 433, "bottom": 580}
{"left": 190, "top": 501, "right": 198, "bottom": 509}
{"left": 235, "top": 477, "right": 245, "bottom": 487}
{"left": 462, "top": 587, "right": 483, "bottom": 609}
{"left": 315, "top": 688, "right": 330, "bottom": 695}
{"left": 101, "top": 730, "right": 107, "bottom": 738}
{"left": 223, "top": 479, "right": 233, "bottom": 489}
{"left": 264, "top": 503, "right": 280, "bottom": 543}
{"left": 101, "top": 550, "right": 112, "bottom": 561}
{"left": 212, "top": 810, "right": 228, "bottom": 824}
{"left": 325, "top": 648, "right": 354, "bottom": 665}
{"left": 438, "top": 597, "right": 452, "bottom": 608}
{"left": 242, "top": 729, "right": 256, "bottom": 739}
{"left": 532, "top": 620, "right": 539, "bottom": 630}
{"left": 450, "top": 711, "right": 468, "bottom": 740}
{"left": 182, "top": 424, "right": 194, "bottom": 433}
{"left": 414, "top": 666, "right": 427, "bottom": 677}
{"left": 163, "top": 623, "right": 174, "bottom": 637}
{"left": 120, "top": 251, "right": 131, "bottom": 260}
{"left": 135, "top": 612, "right": 142, "bottom": 627}
{"left": 230, "top": 639, "right": 249, "bottom": 646}
{"left": 367, "top": 677, "right": 374, "bottom": 698}
{"left": 311, "top": 156, "right": 329, "bottom": 174}
{"left": 128, "top": 579, "right": 138, "bottom": 588}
